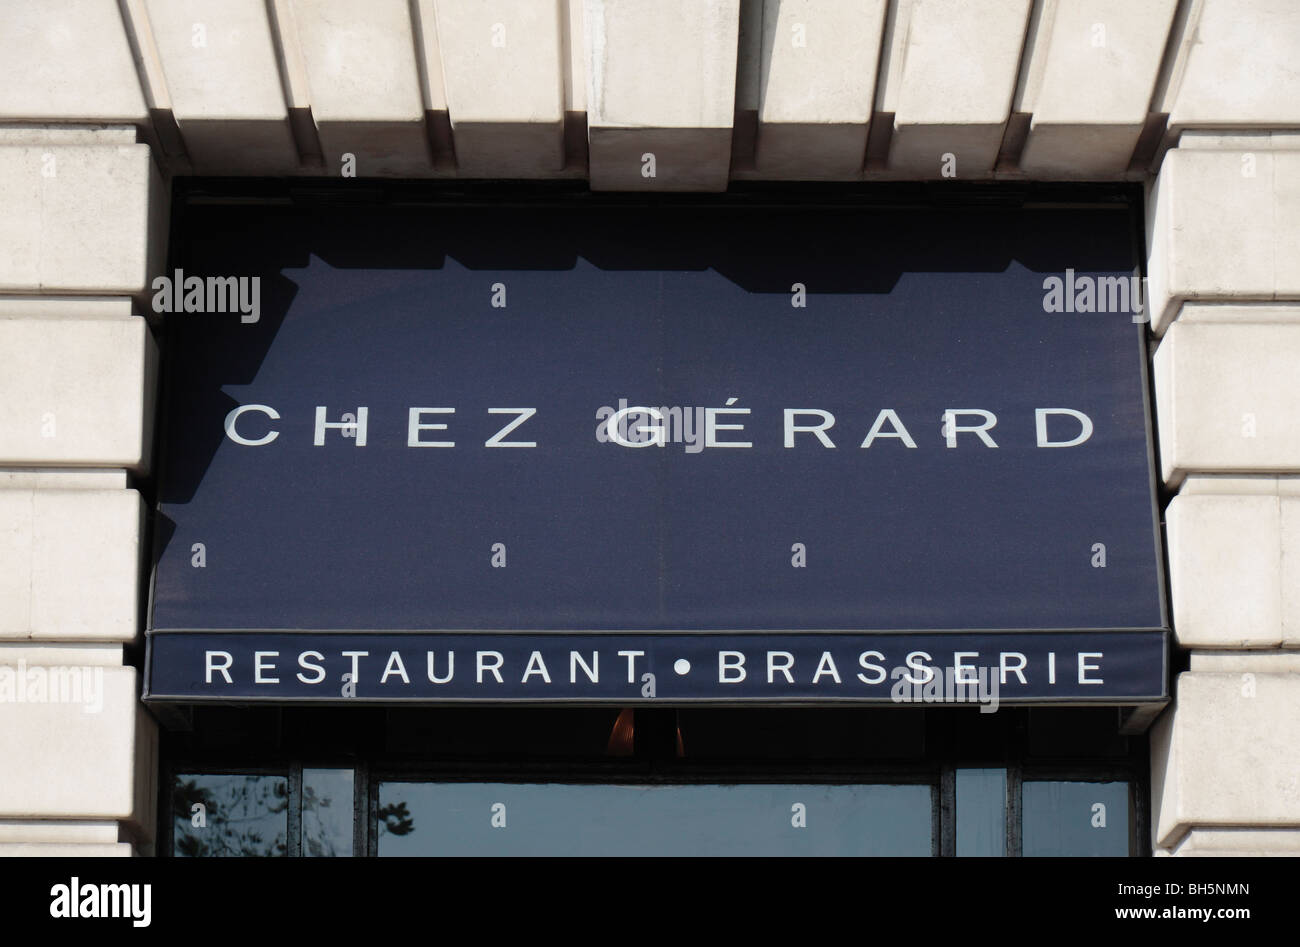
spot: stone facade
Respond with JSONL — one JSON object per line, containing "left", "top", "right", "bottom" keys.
{"left": 0, "top": 0, "right": 1297, "bottom": 856}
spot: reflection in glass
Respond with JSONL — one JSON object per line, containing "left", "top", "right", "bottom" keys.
{"left": 378, "top": 782, "right": 932, "bottom": 856}
{"left": 172, "top": 774, "right": 288, "bottom": 857}
{"left": 956, "top": 768, "right": 1006, "bottom": 857}
{"left": 1022, "top": 781, "right": 1129, "bottom": 856}
{"left": 303, "top": 768, "right": 354, "bottom": 857}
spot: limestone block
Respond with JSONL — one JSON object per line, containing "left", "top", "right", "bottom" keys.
{"left": 1154, "top": 316, "right": 1300, "bottom": 483}
{"left": 0, "top": 144, "right": 166, "bottom": 296}
{"left": 434, "top": 0, "right": 565, "bottom": 177}
{"left": 291, "top": 0, "right": 430, "bottom": 176}
{"left": 887, "top": 0, "right": 1032, "bottom": 177}
{"left": 0, "top": 0, "right": 148, "bottom": 124}
{"left": 1145, "top": 150, "right": 1300, "bottom": 333}
{"left": 1150, "top": 672, "right": 1300, "bottom": 849}
{"left": 0, "top": 312, "right": 155, "bottom": 470}
{"left": 1019, "top": 0, "right": 1178, "bottom": 177}
{"left": 752, "top": 0, "right": 887, "bottom": 179}
{"left": 584, "top": 0, "right": 739, "bottom": 191}
{"left": 0, "top": 489, "right": 144, "bottom": 642}
{"left": 144, "top": 0, "right": 298, "bottom": 172}
{"left": 1167, "top": 0, "right": 1300, "bottom": 132}
{"left": 0, "top": 667, "right": 152, "bottom": 825}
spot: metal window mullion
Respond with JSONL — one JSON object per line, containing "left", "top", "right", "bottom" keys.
{"left": 1007, "top": 764, "right": 1023, "bottom": 857}
{"left": 353, "top": 760, "right": 370, "bottom": 858}
{"left": 367, "top": 772, "right": 380, "bottom": 857}
{"left": 939, "top": 766, "right": 955, "bottom": 857}
{"left": 930, "top": 781, "right": 942, "bottom": 857}
{"left": 1131, "top": 776, "right": 1146, "bottom": 857}
{"left": 287, "top": 762, "right": 302, "bottom": 857}
{"left": 161, "top": 761, "right": 174, "bottom": 859}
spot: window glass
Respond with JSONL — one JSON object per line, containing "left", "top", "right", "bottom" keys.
{"left": 378, "top": 782, "right": 932, "bottom": 856}
{"left": 303, "top": 768, "right": 354, "bottom": 857}
{"left": 955, "top": 768, "right": 1006, "bottom": 857}
{"left": 1022, "top": 780, "right": 1129, "bottom": 856}
{"left": 172, "top": 773, "right": 288, "bottom": 857}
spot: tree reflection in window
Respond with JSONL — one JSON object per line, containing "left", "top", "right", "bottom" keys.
{"left": 377, "top": 801, "right": 414, "bottom": 838}
{"left": 172, "top": 774, "right": 288, "bottom": 857}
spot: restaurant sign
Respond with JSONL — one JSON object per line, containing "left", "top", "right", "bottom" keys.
{"left": 145, "top": 199, "right": 1167, "bottom": 705}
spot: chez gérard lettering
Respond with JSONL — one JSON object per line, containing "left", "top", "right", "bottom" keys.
{"left": 221, "top": 403, "right": 1096, "bottom": 450}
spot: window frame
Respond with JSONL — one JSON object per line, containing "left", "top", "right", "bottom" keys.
{"left": 161, "top": 710, "right": 1149, "bottom": 858}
